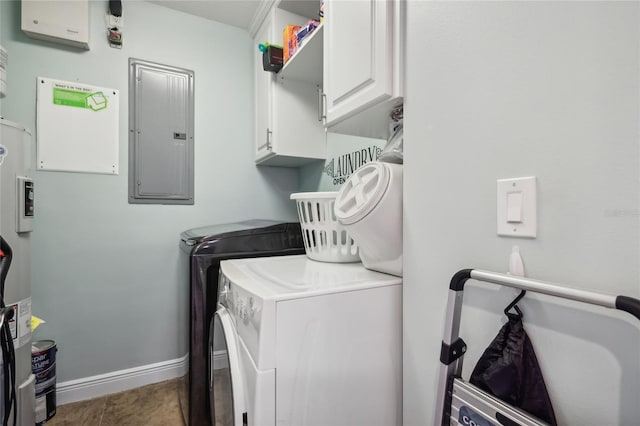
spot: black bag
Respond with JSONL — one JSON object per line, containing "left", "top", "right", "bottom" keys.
{"left": 469, "top": 311, "right": 557, "bottom": 425}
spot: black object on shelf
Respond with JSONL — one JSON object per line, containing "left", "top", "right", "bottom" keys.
{"left": 263, "top": 46, "right": 283, "bottom": 72}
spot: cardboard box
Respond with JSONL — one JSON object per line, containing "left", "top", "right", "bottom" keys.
{"left": 283, "top": 24, "right": 301, "bottom": 63}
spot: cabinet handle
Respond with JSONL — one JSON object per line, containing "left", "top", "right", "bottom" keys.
{"left": 321, "top": 93, "right": 327, "bottom": 124}
{"left": 266, "top": 128, "right": 272, "bottom": 150}
{"left": 317, "top": 87, "right": 323, "bottom": 122}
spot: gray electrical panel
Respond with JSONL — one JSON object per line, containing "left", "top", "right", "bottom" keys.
{"left": 129, "top": 58, "right": 194, "bottom": 205}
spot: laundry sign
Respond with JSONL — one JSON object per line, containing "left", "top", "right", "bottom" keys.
{"left": 36, "top": 77, "right": 119, "bottom": 175}
{"left": 318, "top": 134, "right": 385, "bottom": 189}
{"left": 324, "top": 145, "right": 382, "bottom": 186}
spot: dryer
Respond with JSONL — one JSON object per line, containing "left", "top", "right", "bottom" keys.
{"left": 211, "top": 255, "right": 402, "bottom": 426}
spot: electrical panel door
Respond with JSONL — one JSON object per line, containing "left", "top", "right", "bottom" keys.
{"left": 129, "top": 59, "right": 194, "bottom": 205}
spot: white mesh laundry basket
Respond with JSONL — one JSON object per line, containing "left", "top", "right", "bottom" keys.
{"left": 290, "top": 192, "right": 360, "bottom": 263}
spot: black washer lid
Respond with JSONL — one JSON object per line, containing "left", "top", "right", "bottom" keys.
{"left": 180, "top": 220, "right": 289, "bottom": 245}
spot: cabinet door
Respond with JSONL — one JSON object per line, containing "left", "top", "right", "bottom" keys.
{"left": 272, "top": 78, "right": 326, "bottom": 164}
{"left": 323, "top": 0, "right": 395, "bottom": 126}
{"left": 254, "top": 12, "right": 275, "bottom": 163}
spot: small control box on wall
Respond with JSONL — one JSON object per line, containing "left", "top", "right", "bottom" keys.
{"left": 21, "top": 0, "right": 90, "bottom": 49}
{"left": 17, "top": 177, "right": 33, "bottom": 233}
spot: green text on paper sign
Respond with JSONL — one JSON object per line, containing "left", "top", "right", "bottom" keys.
{"left": 53, "top": 87, "right": 108, "bottom": 111}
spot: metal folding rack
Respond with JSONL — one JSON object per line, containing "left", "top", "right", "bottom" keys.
{"left": 436, "top": 269, "right": 640, "bottom": 426}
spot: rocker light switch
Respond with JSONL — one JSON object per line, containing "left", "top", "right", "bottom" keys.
{"left": 506, "top": 192, "right": 523, "bottom": 223}
{"left": 497, "top": 177, "right": 536, "bottom": 238}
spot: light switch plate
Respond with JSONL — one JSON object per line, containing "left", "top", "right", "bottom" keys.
{"left": 497, "top": 176, "right": 537, "bottom": 238}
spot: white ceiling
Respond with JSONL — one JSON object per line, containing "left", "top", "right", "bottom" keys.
{"left": 148, "top": 0, "right": 264, "bottom": 32}
{"left": 148, "top": 0, "right": 320, "bottom": 34}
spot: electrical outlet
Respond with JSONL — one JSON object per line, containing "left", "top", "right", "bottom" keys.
{"left": 107, "top": 14, "right": 124, "bottom": 28}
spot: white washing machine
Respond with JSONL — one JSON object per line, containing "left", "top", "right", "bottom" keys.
{"left": 210, "top": 255, "right": 402, "bottom": 426}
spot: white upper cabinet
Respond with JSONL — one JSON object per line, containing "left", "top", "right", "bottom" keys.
{"left": 254, "top": 13, "right": 275, "bottom": 163}
{"left": 323, "top": 0, "right": 403, "bottom": 139}
{"left": 253, "top": 0, "right": 403, "bottom": 160}
{"left": 254, "top": 3, "right": 326, "bottom": 167}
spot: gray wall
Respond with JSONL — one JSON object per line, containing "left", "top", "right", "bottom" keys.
{"left": 404, "top": 2, "right": 639, "bottom": 425}
{"left": 0, "top": 0, "right": 298, "bottom": 382}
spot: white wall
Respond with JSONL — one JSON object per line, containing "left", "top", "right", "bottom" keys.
{"left": 0, "top": 0, "right": 299, "bottom": 383}
{"left": 404, "top": 2, "right": 639, "bottom": 425}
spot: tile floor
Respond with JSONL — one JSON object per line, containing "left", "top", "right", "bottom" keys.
{"left": 45, "top": 378, "right": 186, "bottom": 426}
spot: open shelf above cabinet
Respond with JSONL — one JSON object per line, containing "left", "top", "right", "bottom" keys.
{"left": 277, "top": 23, "right": 323, "bottom": 86}
{"left": 278, "top": 0, "right": 320, "bottom": 18}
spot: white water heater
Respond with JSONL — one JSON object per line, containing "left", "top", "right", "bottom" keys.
{"left": 0, "top": 118, "right": 36, "bottom": 426}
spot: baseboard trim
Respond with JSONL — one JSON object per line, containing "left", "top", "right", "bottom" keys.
{"left": 56, "top": 354, "right": 188, "bottom": 405}
{"left": 213, "top": 350, "right": 227, "bottom": 371}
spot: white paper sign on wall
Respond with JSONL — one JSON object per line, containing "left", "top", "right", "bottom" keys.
{"left": 36, "top": 77, "right": 119, "bottom": 175}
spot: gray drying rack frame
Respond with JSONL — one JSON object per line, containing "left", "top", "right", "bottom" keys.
{"left": 436, "top": 269, "right": 640, "bottom": 426}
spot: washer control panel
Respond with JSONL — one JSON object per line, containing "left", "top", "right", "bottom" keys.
{"left": 224, "top": 285, "right": 260, "bottom": 326}
{"left": 218, "top": 271, "right": 264, "bottom": 364}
